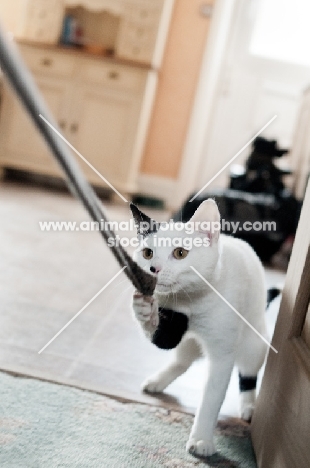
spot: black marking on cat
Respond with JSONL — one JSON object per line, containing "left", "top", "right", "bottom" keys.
{"left": 130, "top": 203, "right": 160, "bottom": 238}
{"left": 239, "top": 374, "right": 257, "bottom": 392}
{"left": 266, "top": 287, "right": 281, "bottom": 308}
{"left": 152, "top": 308, "right": 188, "bottom": 350}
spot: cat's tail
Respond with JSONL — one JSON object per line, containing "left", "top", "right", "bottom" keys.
{"left": 266, "top": 287, "right": 282, "bottom": 309}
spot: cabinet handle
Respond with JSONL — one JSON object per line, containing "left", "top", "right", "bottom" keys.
{"left": 40, "top": 57, "right": 53, "bottom": 67}
{"left": 70, "top": 123, "right": 79, "bottom": 133}
{"left": 108, "top": 70, "right": 120, "bottom": 80}
{"left": 59, "top": 120, "right": 66, "bottom": 130}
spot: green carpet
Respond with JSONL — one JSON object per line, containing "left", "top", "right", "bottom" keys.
{"left": 0, "top": 372, "right": 257, "bottom": 467}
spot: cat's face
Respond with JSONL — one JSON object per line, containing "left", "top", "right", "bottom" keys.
{"left": 131, "top": 200, "right": 221, "bottom": 295}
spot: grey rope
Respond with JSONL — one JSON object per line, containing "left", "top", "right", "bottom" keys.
{"left": 0, "top": 27, "right": 156, "bottom": 296}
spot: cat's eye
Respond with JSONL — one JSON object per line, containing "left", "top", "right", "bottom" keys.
{"left": 142, "top": 248, "right": 153, "bottom": 260}
{"left": 173, "top": 247, "right": 189, "bottom": 260}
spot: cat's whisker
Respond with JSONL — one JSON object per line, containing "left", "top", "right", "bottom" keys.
{"left": 111, "top": 264, "right": 150, "bottom": 296}
{"left": 110, "top": 276, "right": 131, "bottom": 290}
{"left": 103, "top": 277, "right": 131, "bottom": 300}
{"left": 171, "top": 290, "right": 178, "bottom": 323}
{"left": 177, "top": 282, "right": 193, "bottom": 303}
{"left": 179, "top": 286, "right": 192, "bottom": 316}
{"left": 174, "top": 291, "right": 178, "bottom": 311}
{"left": 159, "top": 293, "right": 170, "bottom": 312}
{"left": 118, "top": 283, "right": 134, "bottom": 299}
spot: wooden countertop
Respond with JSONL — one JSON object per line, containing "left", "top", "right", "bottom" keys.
{"left": 16, "top": 39, "right": 155, "bottom": 71}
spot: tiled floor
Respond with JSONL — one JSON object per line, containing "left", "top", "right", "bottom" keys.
{"left": 0, "top": 180, "right": 285, "bottom": 415}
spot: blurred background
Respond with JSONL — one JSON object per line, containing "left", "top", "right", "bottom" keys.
{"left": 0, "top": 0, "right": 309, "bottom": 210}
{"left": 0, "top": 0, "right": 308, "bottom": 420}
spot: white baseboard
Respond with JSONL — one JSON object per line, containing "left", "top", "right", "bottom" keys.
{"left": 137, "top": 173, "right": 179, "bottom": 209}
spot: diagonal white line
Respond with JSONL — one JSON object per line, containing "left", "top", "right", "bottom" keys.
{"left": 190, "top": 266, "right": 278, "bottom": 354}
{"left": 38, "top": 267, "right": 126, "bottom": 354}
{"left": 189, "top": 115, "right": 277, "bottom": 202}
{"left": 39, "top": 114, "right": 128, "bottom": 203}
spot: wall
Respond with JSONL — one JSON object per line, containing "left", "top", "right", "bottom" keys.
{"left": 0, "top": 0, "right": 25, "bottom": 34}
{"left": 196, "top": 0, "right": 310, "bottom": 194}
{"left": 140, "top": 0, "right": 214, "bottom": 179}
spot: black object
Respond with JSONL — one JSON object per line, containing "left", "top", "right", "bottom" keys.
{"left": 266, "top": 287, "right": 282, "bottom": 308}
{"left": 152, "top": 308, "right": 189, "bottom": 350}
{"left": 0, "top": 25, "right": 156, "bottom": 296}
{"left": 131, "top": 194, "right": 165, "bottom": 210}
{"left": 173, "top": 137, "right": 301, "bottom": 262}
{"left": 230, "top": 136, "right": 291, "bottom": 195}
{"left": 239, "top": 374, "right": 257, "bottom": 392}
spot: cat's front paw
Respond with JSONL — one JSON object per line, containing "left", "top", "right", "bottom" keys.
{"left": 141, "top": 375, "right": 167, "bottom": 394}
{"left": 132, "top": 292, "right": 159, "bottom": 327}
{"left": 186, "top": 437, "right": 216, "bottom": 457}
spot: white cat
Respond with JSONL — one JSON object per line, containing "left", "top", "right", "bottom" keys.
{"left": 131, "top": 199, "right": 270, "bottom": 457}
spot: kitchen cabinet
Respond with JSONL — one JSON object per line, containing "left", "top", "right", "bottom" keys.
{"left": 0, "top": 75, "right": 69, "bottom": 176}
{"left": 0, "top": 0, "right": 174, "bottom": 67}
{"left": 67, "top": 82, "right": 144, "bottom": 190}
{"left": 0, "top": 43, "right": 157, "bottom": 192}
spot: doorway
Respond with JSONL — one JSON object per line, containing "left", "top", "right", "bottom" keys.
{"left": 180, "top": 0, "right": 310, "bottom": 202}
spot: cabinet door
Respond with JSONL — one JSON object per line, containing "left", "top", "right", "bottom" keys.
{"left": 68, "top": 84, "right": 142, "bottom": 191}
{"left": 0, "top": 76, "right": 69, "bottom": 175}
{"left": 116, "top": 20, "right": 158, "bottom": 65}
{"left": 23, "top": 0, "right": 64, "bottom": 44}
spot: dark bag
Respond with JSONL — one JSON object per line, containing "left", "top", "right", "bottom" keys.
{"left": 172, "top": 188, "right": 301, "bottom": 262}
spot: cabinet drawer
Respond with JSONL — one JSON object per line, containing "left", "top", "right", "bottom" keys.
{"left": 116, "top": 20, "right": 157, "bottom": 64}
{"left": 119, "top": 22, "right": 157, "bottom": 48}
{"left": 23, "top": 0, "right": 63, "bottom": 44}
{"left": 122, "top": 4, "right": 161, "bottom": 26}
{"left": 79, "top": 62, "right": 145, "bottom": 92}
{"left": 116, "top": 31, "right": 156, "bottom": 64}
{"left": 20, "top": 46, "right": 76, "bottom": 78}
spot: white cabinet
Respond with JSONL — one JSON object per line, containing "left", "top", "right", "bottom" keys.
{"left": 67, "top": 82, "right": 143, "bottom": 190}
{"left": 65, "top": 0, "right": 125, "bottom": 15}
{"left": 0, "top": 0, "right": 174, "bottom": 67}
{"left": 116, "top": 0, "right": 166, "bottom": 67}
{"left": 0, "top": 0, "right": 64, "bottom": 44}
{"left": 0, "top": 75, "right": 69, "bottom": 176}
{"left": 0, "top": 43, "right": 157, "bottom": 192}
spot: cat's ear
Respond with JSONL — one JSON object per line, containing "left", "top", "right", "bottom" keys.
{"left": 189, "top": 199, "right": 220, "bottom": 243}
{"left": 130, "top": 203, "right": 159, "bottom": 237}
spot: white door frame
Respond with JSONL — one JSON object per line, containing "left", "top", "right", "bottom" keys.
{"left": 172, "top": 0, "right": 237, "bottom": 209}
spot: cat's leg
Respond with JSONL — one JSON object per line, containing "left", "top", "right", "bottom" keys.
{"left": 142, "top": 336, "right": 202, "bottom": 393}
{"left": 236, "top": 332, "right": 267, "bottom": 421}
{"left": 186, "top": 353, "right": 235, "bottom": 457}
{"left": 132, "top": 291, "right": 159, "bottom": 339}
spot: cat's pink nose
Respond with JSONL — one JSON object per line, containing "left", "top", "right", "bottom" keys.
{"left": 150, "top": 265, "right": 161, "bottom": 274}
